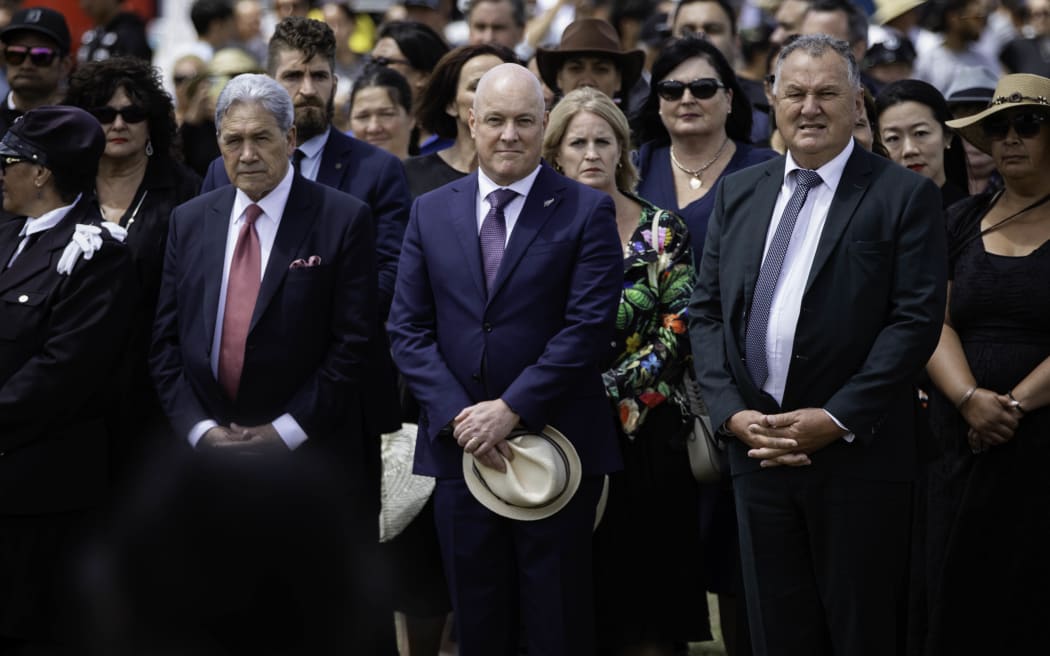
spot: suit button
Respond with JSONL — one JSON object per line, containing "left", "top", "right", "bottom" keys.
{"left": 472, "top": 373, "right": 481, "bottom": 381}
{"left": 18, "top": 294, "right": 28, "bottom": 303}
{"left": 483, "top": 323, "right": 493, "bottom": 332}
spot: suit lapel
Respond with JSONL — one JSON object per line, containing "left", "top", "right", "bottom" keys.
{"left": 0, "top": 217, "right": 24, "bottom": 278}
{"left": 0, "top": 211, "right": 78, "bottom": 294}
{"left": 803, "top": 148, "right": 872, "bottom": 295}
{"left": 741, "top": 162, "right": 785, "bottom": 313}
{"left": 250, "top": 176, "right": 315, "bottom": 331}
{"left": 450, "top": 173, "right": 487, "bottom": 300}
{"left": 316, "top": 129, "right": 351, "bottom": 189}
{"left": 202, "top": 187, "right": 236, "bottom": 349}
{"left": 487, "top": 166, "right": 564, "bottom": 304}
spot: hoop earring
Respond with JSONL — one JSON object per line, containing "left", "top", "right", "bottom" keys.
{"left": 145, "top": 140, "right": 154, "bottom": 157}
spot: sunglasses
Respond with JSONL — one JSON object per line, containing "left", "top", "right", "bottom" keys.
{"left": 90, "top": 105, "right": 148, "bottom": 124}
{"left": 3, "top": 45, "right": 59, "bottom": 67}
{"left": 0, "top": 156, "right": 28, "bottom": 171}
{"left": 365, "top": 55, "right": 412, "bottom": 68}
{"left": 981, "top": 111, "right": 1048, "bottom": 140}
{"left": 655, "top": 78, "right": 725, "bottom": 101}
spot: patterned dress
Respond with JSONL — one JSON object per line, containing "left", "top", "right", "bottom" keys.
{"left": 593, "top": 194, "right": 712, "bottom": 647}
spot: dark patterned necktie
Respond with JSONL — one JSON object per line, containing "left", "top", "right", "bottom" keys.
{"left": 480, "top": 188, "right": 518, "bottom": 291}
{"left": 292, "top": 149, "right": 306, "bottom": 175}
{"left": 217, "top": 204, "right": 263, "bottom": 401}
{"left": 745, "top": 168, "right": 823, "bottom": 388}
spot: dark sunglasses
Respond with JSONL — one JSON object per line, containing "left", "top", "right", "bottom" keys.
{"left": 0, "top": 156, "right": 28, "bottom": 171}
{"left": 3, "top": 45, "right": 59, "bottom": 66}
{"left": 365, "top": 55, "right": 412, "bottom": 68}
{"left": 655, "top": 78, "right": 726, "bottom": 101}
{"left": 981, "top": 111, "right": 1048, "bottom": 140}
{"left": 90, "top": 105, "right": 148, "bottom": 124}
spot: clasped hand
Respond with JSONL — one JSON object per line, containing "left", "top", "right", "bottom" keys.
{"left": 198, "top": 423, "right": 288, "bottom": 453}
{"left": 962, "top": 389, "right": 1023, "bottom": 452}
{"left": 728, "top": 407, "right": 847, "bottom": 468}
{"left": 453, "top": 399, "right": 519, "bottom": 473}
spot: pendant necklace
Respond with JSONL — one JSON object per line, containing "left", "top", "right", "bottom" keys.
{"left": 670, "top": 137, "right": 730, "bottom": 190}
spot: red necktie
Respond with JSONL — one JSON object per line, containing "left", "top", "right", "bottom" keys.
{"left": 218, "top": 204, "right": 263, "bottom": 401}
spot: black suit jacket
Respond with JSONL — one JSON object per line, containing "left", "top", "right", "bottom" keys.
{"left": 151, "top": 175, "right": 376, "bottom": 488}
{"left": 689, "top": 145, "right": 947, "bottom": 481}
{"left": 0, "top": 200, "right": 137, "bottom": 514}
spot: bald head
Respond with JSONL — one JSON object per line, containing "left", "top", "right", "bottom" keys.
{"left": 470, "top": 63, "right": 548, "bottom": 185}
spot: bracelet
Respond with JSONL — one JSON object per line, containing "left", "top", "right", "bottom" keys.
{"left": 956, "top": 386, "right": 977, "bottom": 410}
{"left": 1007, "top": 391, "right": 1027, "bottom": 415}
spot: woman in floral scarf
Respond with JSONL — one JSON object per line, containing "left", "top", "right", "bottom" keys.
{"left": 542, "top": 87, "right": 709, "bottom": 656}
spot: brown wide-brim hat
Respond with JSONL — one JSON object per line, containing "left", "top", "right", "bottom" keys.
{"left": 946, "top": 73, "right": 1050, "bottom": 154}
{"left": 536, "top": 18, "right": 645, "bottom": 99}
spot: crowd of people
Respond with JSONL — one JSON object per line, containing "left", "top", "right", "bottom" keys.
{"left": 0, "top": 1, "right": 1048, "bottom": 655}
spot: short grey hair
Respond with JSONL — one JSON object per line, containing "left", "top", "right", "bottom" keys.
{"left": 215, "top": 73, "right": 294, "bottom": 133}
{"left": 772, "top": 34, "right": 860, "bottom": 96}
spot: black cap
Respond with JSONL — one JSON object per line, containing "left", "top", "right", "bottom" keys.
{"left": 0, "top": 7, "right": 72, "bottom": 53}
{"left": 0, "top": 106, "right": 104, "bottom": 179}
{"left": 862, "top": 32, "right": 916, "bottom": 70}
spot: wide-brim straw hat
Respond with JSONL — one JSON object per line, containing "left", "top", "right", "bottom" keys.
{"left": 379, "top": 423, "right": 435, "bottom": 542}
{"left": 874, "top": 0, "right": 927, "bottom": 24}
{"left": 536, "top": 18, "right": 645, "bottom": 98}
{"left": 463, "top": 426, "right": 582, "bottom": 521}
{"left": 946, "top": 74, "right": 1050, "bottom": 154}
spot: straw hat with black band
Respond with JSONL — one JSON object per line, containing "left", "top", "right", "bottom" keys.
{"left": 535, "top": 19, "right": 645, "bottom": 101}
{"left": 946, "top": 74, "right": 1050, "bottom": 155}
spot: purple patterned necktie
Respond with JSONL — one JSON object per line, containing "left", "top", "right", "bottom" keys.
{"left": 480, "top": 187, "right": 518, "bottom": 291}
{"left": 745, "top": 168, "right": 823, "bottom": 388}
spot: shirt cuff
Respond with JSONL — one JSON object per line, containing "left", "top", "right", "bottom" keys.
{"left": 823, "top": 409, "right": 855, "bottom": 443}
{"left": 272, "top": 413, "right": 308, "bottom": 450}
{"left": 188, "top": 419, "right": 218, "bottom": 448}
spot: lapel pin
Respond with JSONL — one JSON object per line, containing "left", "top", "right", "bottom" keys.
{"left": 543, "top": 197, "right": 555, "bottom": 207}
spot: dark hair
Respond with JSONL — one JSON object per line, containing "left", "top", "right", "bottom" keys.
{"left": 805, "top": 0, "right": 868, "bottom": 46}
{"left": 63, "top": 56, "right": 178, "bottom": 163}
{"left": 634, "top": 36, "right": 753, "bottom": 146}
{"left": 924, "top": 0, "right": 975, "bottom": 34}
{"left": 673, "top": 0, "right": 737, "bottom": 36}
{"left": 350, "top": 63, "right": 419, "bottom": 155}
{"left": 875, "top": 79, "right": 969, "bottom": 191}
{"left": 466, "top": 0, "right": 526, "bottom": 27}
{"left": 267, "top": 16, "right": 336, "bottom": 74}
{"left": 190, "top": 0, "right": 234, "bottom": 37}
{"left": 861, "top": 87, "right": 889, "bottom": 158}
{"left": 416, "top": 43, "right": 518, "bottom": 138}
{"left": 375, "top": 21, "right": 450, "bottom": 75}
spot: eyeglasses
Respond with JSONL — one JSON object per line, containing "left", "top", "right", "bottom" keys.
{"left": 3, "top": 45, "right": 59, "bottom": 67}
{"left": 173, "top": 73, "right": 197, "bottom": 86}
{"left": 655, "top": 78, "right": 726, "bottom": 101}
{"left": 981, "top": 111, "right": 1048, "bottom": 140}
{"left": 89, "top": 105, "right": 148, "bottom": 124}
{"left": 365, "top": 55, "right": 412, "bottom": 68}
{"left": 0, "top": 156, "right": 27, "bottom": 172}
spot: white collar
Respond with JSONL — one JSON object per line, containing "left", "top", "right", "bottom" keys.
{"left": 21, "top": 195, "right": 81, "bottom": 237}
{"left": 296, "top": 127, "right": 329, "bottom": 161}
{"left": 477, "top": 164, "right": 542, "bottom": 202}
{"left": 233, "top": 165, "right": 294, "bottom": 224}
{"left": 783, "top": 138, "right": 854, "bottom": 191}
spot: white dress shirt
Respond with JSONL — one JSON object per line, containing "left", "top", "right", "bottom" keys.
{"left": 6, "top": 196, "right": 78, "bottom": 268}
{"left": 475, "top": 165, "right": 543, "bottom": 243}
{"left": 187, "top": 166, "right": 308, "bottom": 449}
{"left": 760, "top": 139, "right": 855, "bottom": 437}
{"left": 295, "top": 128, "right": 328, "bottom": 182}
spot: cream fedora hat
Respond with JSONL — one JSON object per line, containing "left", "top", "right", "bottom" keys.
{"left": 463, "top": 427, "right": 582, "bottom": 521}
{"left": 946, "top": 74, "right": 1050, "bottom": 154}
{"left": 379, "top": 423, "right": 435, "bottom": 542}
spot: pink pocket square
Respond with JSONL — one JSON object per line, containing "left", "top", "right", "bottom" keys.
{"left": 289, "top": 255, "right": 323, "bottom": 269}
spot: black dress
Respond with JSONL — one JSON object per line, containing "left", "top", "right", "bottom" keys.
{"left": 404, "top": 151, "right": 467, "bottom": 198}
{"left": 924, "top": 193, "right": 1050, "bottom": 655}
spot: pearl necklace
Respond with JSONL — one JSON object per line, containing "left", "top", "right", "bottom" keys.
{"left": 670, "top": 137, "right": 730, "bottom": 190}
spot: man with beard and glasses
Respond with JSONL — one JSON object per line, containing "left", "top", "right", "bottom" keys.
{"left": 200, "top": 18, "right": 409, "bottom": 653}
{"left": 0, "top": 7, "right": 74, "bottom": 136}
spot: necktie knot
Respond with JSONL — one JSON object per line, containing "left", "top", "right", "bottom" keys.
{"left": 292, "top": 149, "right": 306, "bottom": 172}
{"left": 794, "top": 169, "right": 822, "bottom": 192}
{"left": 487, "top": 188, "right": 517, "bottom": 213}
{"left": 243, "top": 204, "right": 262, "bottom": 226}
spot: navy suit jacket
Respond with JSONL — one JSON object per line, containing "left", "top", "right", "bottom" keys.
{"left": 689, "top": 145, "right": 947, "bottom": 481}
{"left": 389, "top": 164, "right": 625, "bottom": 478}
{"left": 151, "top": 175, "right": 376, "bottom": 487}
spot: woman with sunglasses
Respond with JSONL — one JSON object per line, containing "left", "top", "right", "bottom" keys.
{"left": 63, "top": 56, "right": 200, "bottom": 480}
{"left": 876, "top": 79, "right": 970, "bottom": 209}
{"left": 920, "top": 74, "right": 1050, "bottom": 654}
{"left": 542, "top": 87, "right": 706, "bottom": 656}
{"left": 634, "top": 37, "right": 777, "bottom": 267}
{"left": 369, "top": 21, "right": 451, "bottom": 155}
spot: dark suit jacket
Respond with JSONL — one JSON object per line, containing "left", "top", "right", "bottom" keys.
{"left": 0, "top": 200, "right": 137, "bottom": 514}
{"left": 689, "top": 145, "right": 947, "bottom": 481}
{"left": 389, "top": 164, "right": 625, "bottom": 478}
{"left": 150, "top": 175, "right": 376, "bottom": 489}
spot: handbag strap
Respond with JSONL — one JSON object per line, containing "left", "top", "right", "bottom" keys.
{"left": 950, "top": 190, "right": 1050, "bottom": 261}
